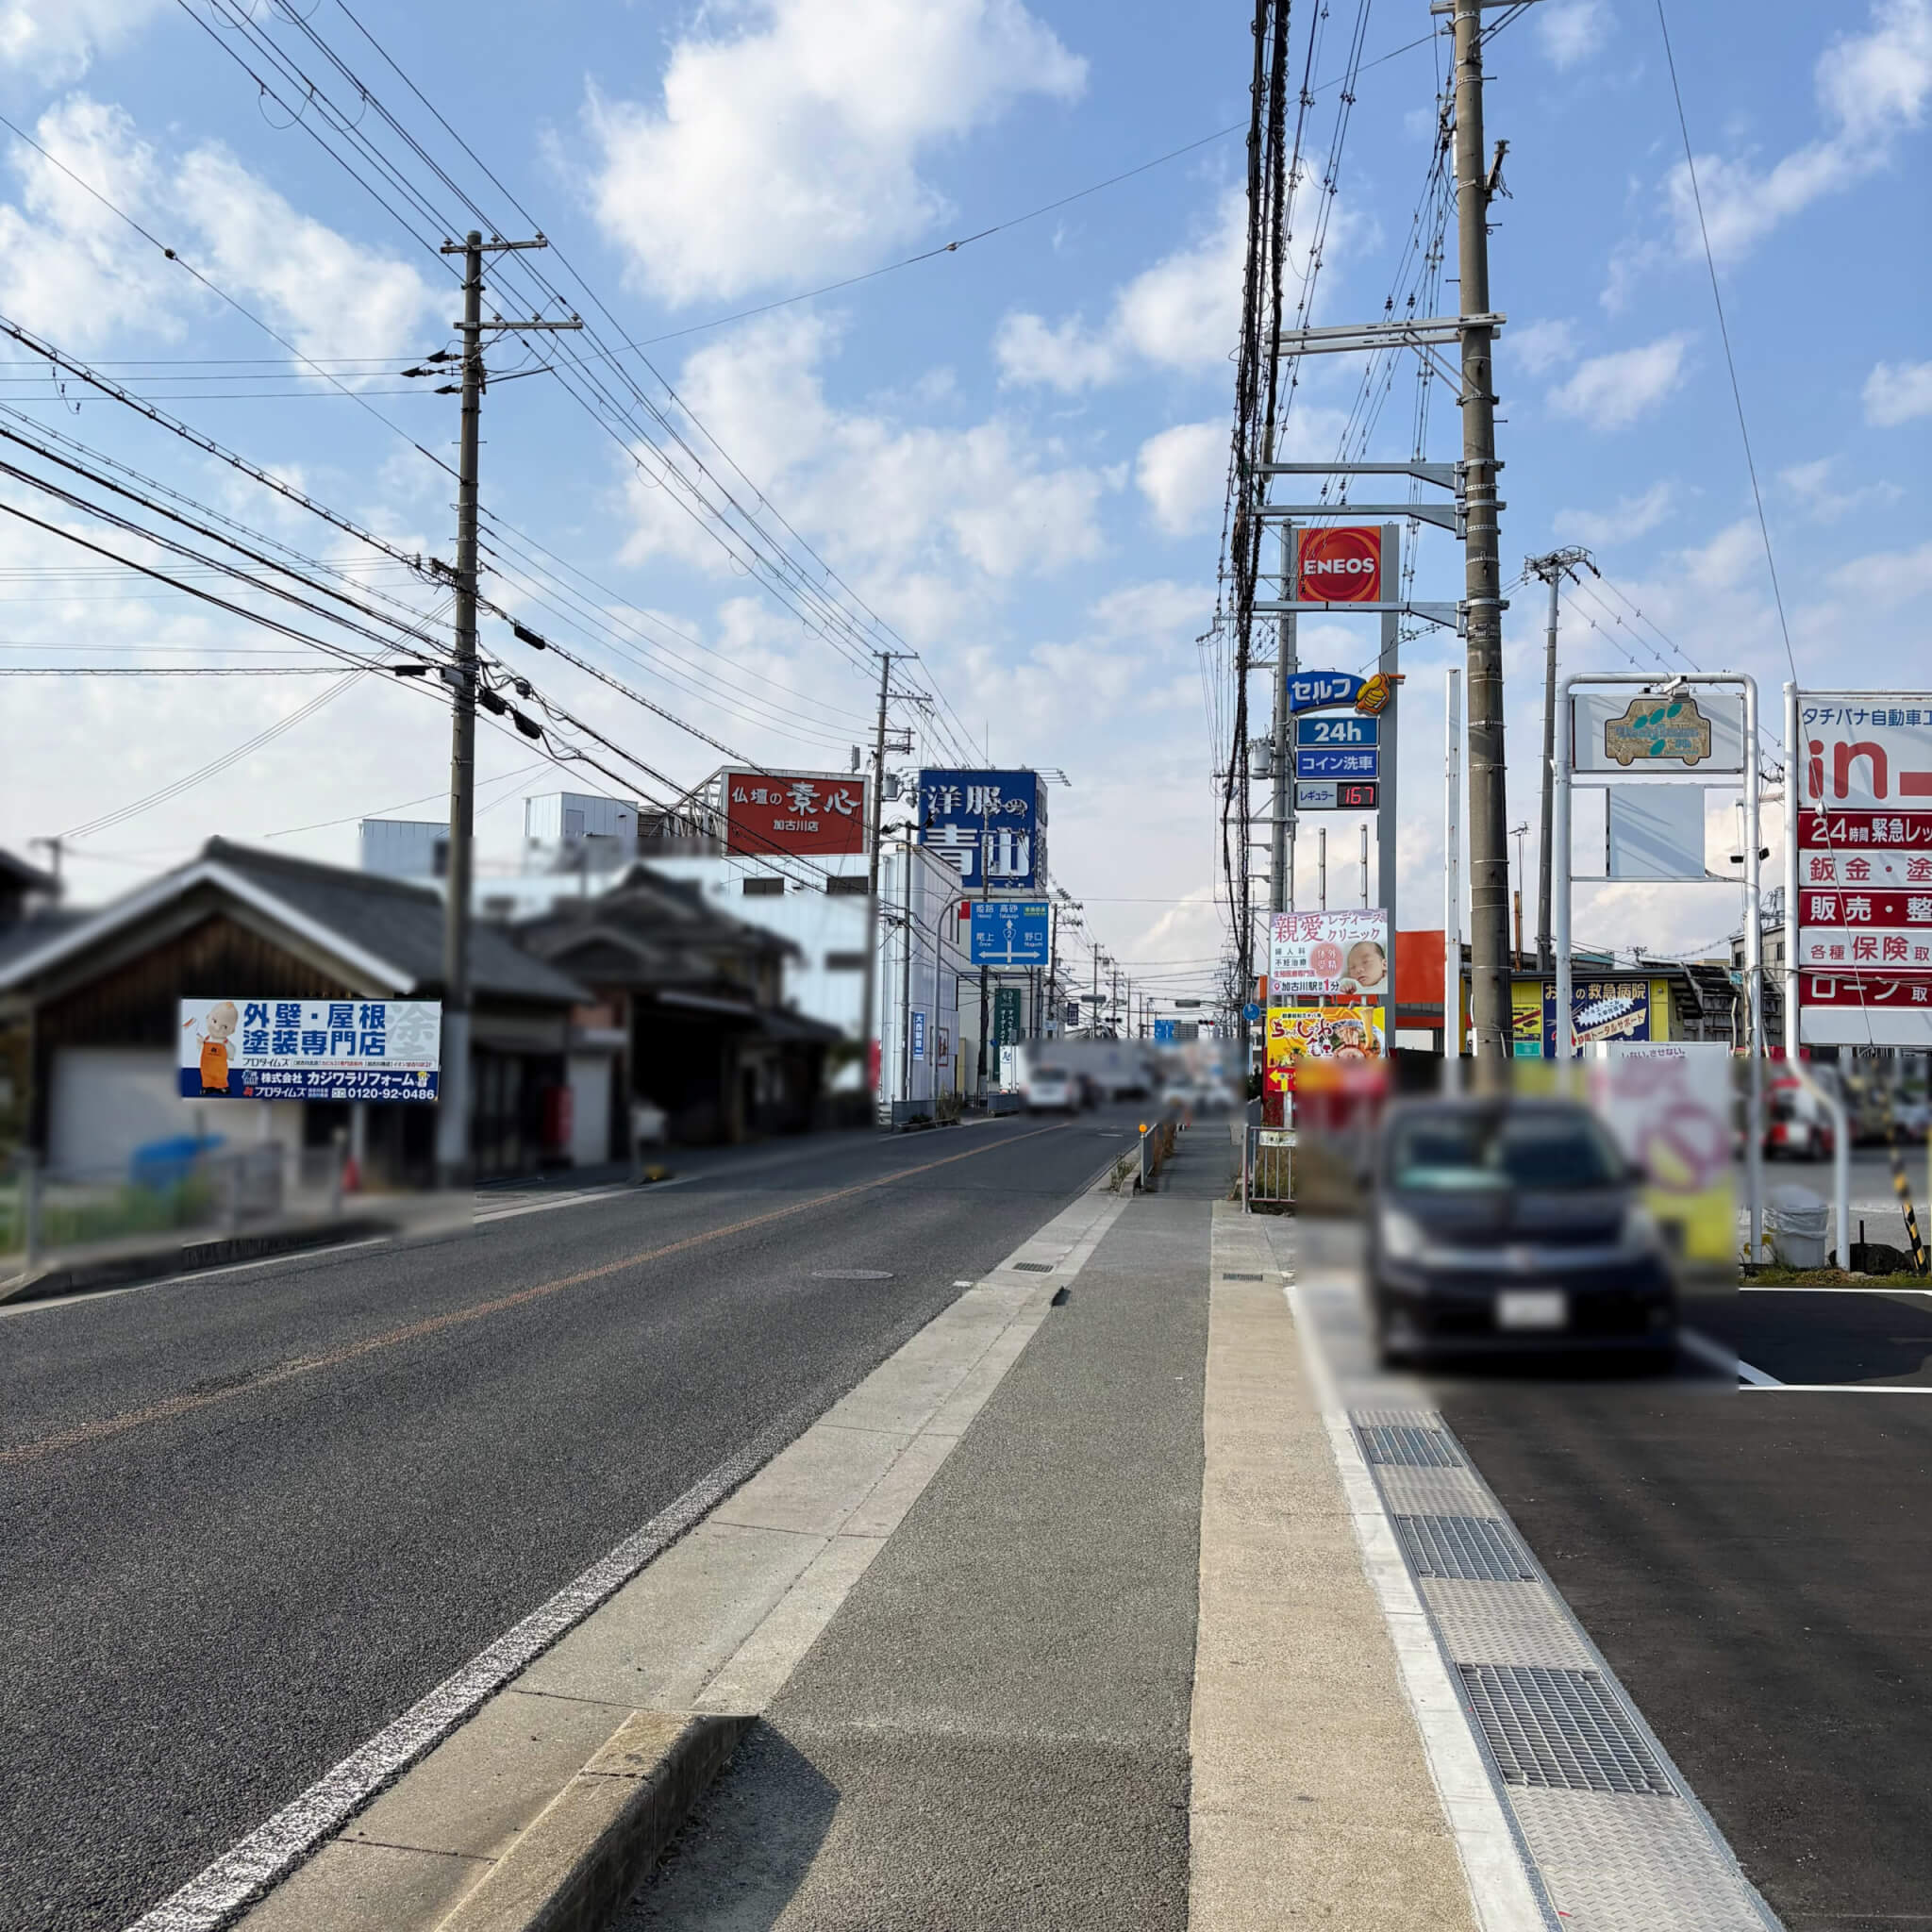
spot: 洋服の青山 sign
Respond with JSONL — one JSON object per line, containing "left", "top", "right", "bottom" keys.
{"left": 1293, "top": 526, "right": 1382, "bottom": 604}
{"left": 724, "top": 773, "right": 866, "bottom": 856}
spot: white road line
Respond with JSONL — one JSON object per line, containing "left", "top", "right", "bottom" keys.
{"left": 1739, "top": 1383, "right": 1932, "bottom": 1393}
{"left": 125, "top": 1410, "right": 816, "bottom": 1932}
{"left": 1286, "top": 1283, "right": 1550, "bottom": 1932}
{"left": 1742, "top": 1285, "right": 1932, "bottom": 1295}
{"left": 126, "top": 1159, "right": 1123, "bottom": 1932}
{"left": 0, "top": 1238, "right": 393, "bottom": 1319}
{"left": 1676, "top": 1327, "right": 1782, "bottom": 1385}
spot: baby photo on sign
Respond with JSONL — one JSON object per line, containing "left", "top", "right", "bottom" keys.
{"left": 183, "top": 1000, "right": 240, "bottom": 1095}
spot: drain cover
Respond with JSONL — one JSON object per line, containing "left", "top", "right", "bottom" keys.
{"left": 1223, "top": 1273, "right": 1266, "bottom": 1281}
{"left": 1013, "top": 1262, "right": 1054, "bottom": 1273}
{"left": 1357, "top": 1423, "right": 1462, "bottom": 1468}
{"left": 810, "top": 1270, "right": 893, "bottom": 1280}
{"left": 1458, "top": 1664, "right": 1672, "bottom": 1795}
{"left": 1395, "top": 1514, "right": 1535, "bottom": 1582}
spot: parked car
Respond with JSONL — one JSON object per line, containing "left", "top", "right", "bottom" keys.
{"left": 1365, "top": 1097, "right": 1677, "bottom": 1370}
{"left": 1764, "top": 1077, "right": 1836, "bottom": 1161}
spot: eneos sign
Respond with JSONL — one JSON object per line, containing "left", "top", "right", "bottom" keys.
{"left": 1294, "top": 525, "right": 1382, "bottom": 604}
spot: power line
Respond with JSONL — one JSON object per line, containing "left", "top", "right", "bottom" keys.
{"left": 1654, "top": 0, "right": 1798, "bottom": 684}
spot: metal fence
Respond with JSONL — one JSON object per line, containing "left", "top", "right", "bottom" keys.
{"left": 1242, "top": 1124, "right": 1294, "bottom": 1210}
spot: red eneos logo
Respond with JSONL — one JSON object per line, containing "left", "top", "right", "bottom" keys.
{"left": 1296, "top": 525, "right": 1382, "bottom": 604}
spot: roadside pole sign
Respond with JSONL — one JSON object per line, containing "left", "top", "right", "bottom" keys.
{"left": 1295, "top": 715, "right": 1378, "bottom": 747}
{"left": 969, "top": 899, "right": 1050, "bottom": 966}
{"left": 1794, "top": 691, "right": 1932, "bottom": 1045}
{"left": 910, "top": 1009, "right": 926, "bottom": 1062}
{"left": 1295, "top": 780, "right": 1378, "bottom": 811}
{"left": 179, "top": 997, "right": 441, "bottom": 1100}
{"left": 1295, "top": 747, "right": 1378, "bottom": 781}
{"left": 1292, "top": 525, "right": 1383, "bottom": 604}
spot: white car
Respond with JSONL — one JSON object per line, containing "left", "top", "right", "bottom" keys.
{"left": 1023, "top": 1063, "right": 1078, "bottom": 1112}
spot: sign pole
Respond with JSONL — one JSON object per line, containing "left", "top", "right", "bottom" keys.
{"left": 1554, "top": 675, "right": 1574, "bottom": 1074}
{"left": 1272, "top": 524, "right": 1294, "bottom": 916}
{"left": 1744, "top": 675, "right": 1764, "bottom": 1260}
{"left": 1444, "top": 667, "right": 1462, "bottom": 1088}
{"left": 1783, "top": 681, "right": 1801, "bottom": 1061}
{"left": 1378, "top": 522, "right": 1400, "bottom": 994}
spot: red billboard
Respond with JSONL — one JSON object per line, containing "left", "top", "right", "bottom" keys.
{"left": 724, "top": 773, "right": 867, "bottom": 856}
{"left": 1294, "top": 525, "right": 1383, "bottom": 604}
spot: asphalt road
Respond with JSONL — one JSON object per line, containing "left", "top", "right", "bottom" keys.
{"left": 1434, "top": 1286, "right": 1932, "bottom": 1932}
{"left": 0, "top": 1109, "right": 1141, "bottom": 1932}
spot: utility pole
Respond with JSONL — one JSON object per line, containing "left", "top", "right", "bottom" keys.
{"left": 1454, "top": 0, "right": 1510, "bottom": 1075}
{"left": 1270, "top": 524, "right": 1295, "bottom": 916}
{"left": 430, "top": 231, "right": 579, "bottom": 1187}
{"left": 1524, "top": 546, "right": 1595, "bottom": 974}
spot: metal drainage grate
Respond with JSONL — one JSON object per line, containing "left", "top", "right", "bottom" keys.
{"left": 1458, "top": 1664, "right": 1673, "bottom": 1795}
{"left": 1357, "top": 1423, "right": 1462, "bottom": 1468}
{"left": 809, "top": 1270, "right": 893, "bottom": 1280}
{"left": 1013, "top": 1262, "right": 1055, "bottom": 1273}
{"left": 1395, "top": 1514, "right": 1536, "bottom": 1583}
{"left": 1223, "top": 1272, "right": 1266, "bottom": 1281}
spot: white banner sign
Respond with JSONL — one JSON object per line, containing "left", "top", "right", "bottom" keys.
{"left": 179, "top": 997, "right": 441, "bottom": 1101}
{"left": 1267, "top": 909, "right": 1390, "bottom": 1000}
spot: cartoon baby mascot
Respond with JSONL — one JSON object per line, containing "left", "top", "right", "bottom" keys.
{"left": 188, "top": 1000, "right": 240, "bottom": 1095}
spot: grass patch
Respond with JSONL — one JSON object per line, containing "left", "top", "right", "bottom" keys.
{"left": 1750, "top": 1264, "right": 1930, "bottom": 1288}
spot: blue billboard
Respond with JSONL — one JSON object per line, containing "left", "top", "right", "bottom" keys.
{"left": 917, "top": 770, "right": 1043, "bottom": 890}
{"left": 1288, "top": 670, "right": 1366, "bottom": 713}
{"left": 1295, "top": 747, "right": 1379, "bottom": 779}
{"left": 1295, "top": 715, "right": 1378, "bottom": 747}
{"left": 968, "top": 899, "right": 1051, "bottom": 965}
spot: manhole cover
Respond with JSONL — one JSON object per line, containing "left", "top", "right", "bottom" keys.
{"left": 1013, "top": 1262, "right": 1054, "bottom": 1273}
{"left": 810, "top": 1270, "right": 894, "bottom": 1280}
{"left": 1458, "top": 1664, "right": 1672, "bottom": 1795}
{"left": 1357, "top": 1423, "right": 1462, "bottom": 1468}
{"left": 1395, "top": 1514, "right": 1535, "bottom": 1582}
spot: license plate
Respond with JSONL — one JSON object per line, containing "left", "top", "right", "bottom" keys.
{"left": 1496, "top": 1290, "right": 1568, "bottom": 1332}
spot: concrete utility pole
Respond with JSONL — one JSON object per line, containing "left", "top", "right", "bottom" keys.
{"left": 1524, "top": 546, "right": 1596, "bottom": 974}
{"left": 1453, "top": 0, "right": 1510, "bottom": 1074}
{"left": 1270, "top": 524, "right": 1295, "bottom": 916}
{"left": 432, "top": 231, "right": 579, "bottom": 1187}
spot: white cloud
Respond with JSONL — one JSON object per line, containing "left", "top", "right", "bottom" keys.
{"left": 1663, "top": 0, "right": 1931, "bottom": 263}
{"left": 1825, "top": 539, "right": 1932, "bottom": 608}
{"left": 996, "top": 189, "right": 1291, "bottom": 391}
{"left": 1537, "top": 0, "right": 1613, "bottom": 70}
{"left": 1135, "top": 420, "right": 1224, "bottom": 535}
{"left": 0, "top": 0, "right": 166, "bottom": 86}
{"left": 584, "top": 0, "right": 1085, "bottom": 307}
{"left": 1552, "top": 480, "right": 1675, "bottom": 546}
{"left": 1778, "top": 456, "right": 1902, "bottom": 522}
{"left": 1508, "top": 317, "right": 1578, "bottom": 376}
{"left": 0, "top": 97, "right": 176, "bottom": 348}
{"left": 0, "top": 98, "right": 436, "bottom": 362}
{"left": 618, "top": 314, "right": 1108, "bottom": 630}
{"left": 1546, "top": 334, "right": 1690, "bottom": 429}
{"left": 175, "top": 146, "right": 435, "bottom": 363}
{"left": 1863, "top": 358, "right": 1932, "bottom": 426}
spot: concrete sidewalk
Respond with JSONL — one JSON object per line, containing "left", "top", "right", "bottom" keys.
{"left": 619, "top": 1125, "right": 1483, "bottom": 1931}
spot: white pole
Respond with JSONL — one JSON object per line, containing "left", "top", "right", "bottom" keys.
{"left": 1554, "top": 675, "right": 1575, "bottom": 1072}
{"left": 1444, "top": 668, "right": 1462, "bottom": 1089}
{"left": 1784, "top": 681, "right": 1801, "bottom": 1061}
{"left": 1744, "top": 675, "right": 1764, "bottom": 1262}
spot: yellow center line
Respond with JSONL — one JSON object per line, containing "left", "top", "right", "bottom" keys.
{"left": 3, "top": 1122, "right": 1070, "bottom": 1467}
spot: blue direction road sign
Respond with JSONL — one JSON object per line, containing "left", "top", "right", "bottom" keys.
{"left": 1243, "top": 1001, "right": 1262, "bottom": 1022}
{"left": 1295, "top": 714, "right": 1377, "bottom": 747}
{"left": 1295, "top": 748, "right": 1379, "bottom": 780}
{"left": 969, "top": 899, "right": 1051, "bottom": 965}
{"left": 1153, "top": 1019, "right": 1177, "bottom": 1043}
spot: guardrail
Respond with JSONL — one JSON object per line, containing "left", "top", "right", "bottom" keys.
{"left": 1139, "top": 1115, "right": 1178, "bottom": 1190}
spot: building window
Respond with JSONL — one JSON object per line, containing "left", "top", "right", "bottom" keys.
{"left": 825, "top": 951, "right": 866, "bottom": 972}
{"left": 742, "top": 877, "right": 784, "bottom": 897}
{"left": 825, "top": 875, "right": 868, "bottom": 895}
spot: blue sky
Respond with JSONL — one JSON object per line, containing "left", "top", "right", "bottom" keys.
{"left": 0, "top": 0, "right": 1924, "bottom": 994}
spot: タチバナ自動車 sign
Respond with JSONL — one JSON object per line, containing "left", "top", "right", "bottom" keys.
{"left": 1793, "top": 694, "right": 1932, "bottom": 1046}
